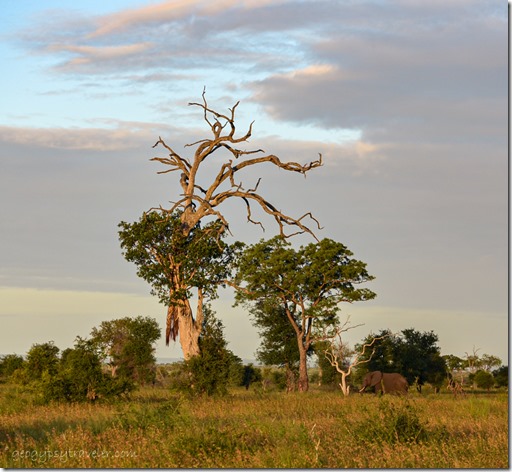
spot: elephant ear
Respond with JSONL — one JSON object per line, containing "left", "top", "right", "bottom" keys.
{"left": 370, "top": 371, "right": 383, "bottom": 387}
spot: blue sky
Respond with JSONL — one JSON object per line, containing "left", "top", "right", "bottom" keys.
{"left": 0, "top": 0, "right": 508, "bottom": 363}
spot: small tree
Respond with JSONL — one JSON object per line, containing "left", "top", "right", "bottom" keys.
{"left": 90, "top": 316, "right": 160, "bottom": 385}
{"left": 473, "top": 369, "right": 495, "bottom": 391}
{"left": 479, "top": 354, "right": 502, "bottom": 372}
{"left": 240, "top": 364, "right": 262, "bottom": 390}
{"left": 0, "top": 354, "right": 25, "bottom": 379}
{"left": 41, "top": 338, "right": 134, "bottom": 403}
{"left": 24, "top": 341, "right": 60, "bottom": 382}
{"left": 235, "top": 237, "right": 376, "bottom": 392}
{"left": 492, "top": 365, "right": 508, "bottom": 388}
{"left": 319, "top": 320, "right": 386, "bottom": 396}
{"left": 183, "top": 306, "right": 237, "bottom": 396}
{"left": 443, "top": 354, "right": 466, "bottom": 384}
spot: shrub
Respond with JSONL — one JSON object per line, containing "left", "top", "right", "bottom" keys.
{"left": 173, "top": 308, "right": 240, "bottom": 397}
{"left": 36, "top": 338, "right": 134, "bottom": 403}
{"left": 473, "top": 370, "right": 495, "bottom": 391}
{"left": 493, "top": 365, "right": 508, "bottom": 388}
{"left": 0, "top": 354, "right": 25, "bottom": 379}
{"left": 350, "top": 399, "right": 448, "bottom": 445}
{"left": 24, "top": 342, "right": 60, "bottom": 380}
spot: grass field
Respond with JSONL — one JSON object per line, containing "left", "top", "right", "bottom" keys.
{"left": 0, "top": 383, "right": 508, "bottom": 468}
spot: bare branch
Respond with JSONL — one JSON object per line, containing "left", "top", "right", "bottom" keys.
{"left": 316, "top": 320, "right": 390, "bottom": 396}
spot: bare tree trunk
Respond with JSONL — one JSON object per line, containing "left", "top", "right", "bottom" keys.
{"left": 177, "top": 303, "right": 201, "bottom": 360}
{"left": 339, "top": 372, "right": 350, "bottom": 396}
{"left": 166, "top": 289, "right": 204, "bottom": 360}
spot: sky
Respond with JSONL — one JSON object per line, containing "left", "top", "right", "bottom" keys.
{"left": 0, "top": 0, "right": 508, "bottom": 364}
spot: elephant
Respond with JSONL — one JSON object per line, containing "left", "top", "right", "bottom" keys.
{"left": 359, "top": 371, "right": 408, "bottom": 395}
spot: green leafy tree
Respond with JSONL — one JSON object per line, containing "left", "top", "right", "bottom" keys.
{"left": 356, "top": 329, "right": 397, "bottom": 374}
{"left": 24, "top": 341, "right": 60, "bottom": 382}
{"left": 479, "top": 354, "right": 502, "bottom": 372}
{"left": 41, "top": 338, "right": 134, "bottom": 403}
{"left": 241, "top": 364, "right": 262, "bottom": 390}
{"left": 124, "top": 93, "right": 322, "bottom": 359}
{"left": 184, "top": 306, "right": 237, "bottom": 396}
{"left": 248, "top": 300, "right": 308, "bottom": 392}
{"left": 473, "top": 369, "right": 495, "bottom": 390}
{"left": 90, "top": 316, "right": 160, "bottom": 385}
{"left": 235, "top": 237, "right": 376, "bottom": 392}
{"left": 492, "top": 365, "right": 508, "bottom": 388}
{"left": 314, "top": 340, "right": 339, "bottom": 386}
{"left": 119, "top": 211, "right": 237, "bottom": 359}
{"left": 397, "top": 329, "right": 447, "bottom": 392}
{"left": 358, "top": 329, "right": 447, "bottom": 392}
{"left": 0, "top": 354, "right": 25, "bottom": 379}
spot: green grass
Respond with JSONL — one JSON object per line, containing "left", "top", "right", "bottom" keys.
{"left": 0, "top": 383, "right": 508, "bottom": 468}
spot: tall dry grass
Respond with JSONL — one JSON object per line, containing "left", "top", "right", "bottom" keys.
{"left": 0, "top": 383, "right": 508, "bottom": 468}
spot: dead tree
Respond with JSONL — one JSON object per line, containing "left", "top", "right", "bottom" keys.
{"left": 150, "top": 91, "right": 322, "bottom": 359}
{"left": 447, "top": 377, "right": 466, "bottom": 397}
{"left": 319, "top": 319, "right": 387, "bottom": 396}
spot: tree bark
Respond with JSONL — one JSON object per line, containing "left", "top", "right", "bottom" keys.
{"left": 166, "top": 289, "right": 204, "bottom": 360}
{"left": 177, "top": 302, "right": 201, "bottom": 360}
{"left": 297, "top": 343, "right": 309, "bottom": 392}
{"left": 285, "top": 364, "right": 296, "bottom": 393}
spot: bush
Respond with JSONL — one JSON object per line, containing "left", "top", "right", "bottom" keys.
{"left": 350, "top": 399, "right": 447, "bottom": 445}
{"left": 493, "top": 365, "right": 508, "bottom": 388}
{"left": 25, "top": 342, "right": 60, "bottom": 380}
{"left": 473, "top": 370, "right": 495, "bottom": 391}
{"left": 173, "top": 308, "right": 240, "bottom": 397}
{"left": 0, "top": 354, "right": 25, "bottom": 379}
{"left": 34, "top": 338, "right": 134, "bottom": 403}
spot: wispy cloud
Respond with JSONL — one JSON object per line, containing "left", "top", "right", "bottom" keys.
{"left": 88, "top": 0, "right": 291, "bottom": 38}
{"left": 0, "top": 121, "right": 167, "bottom": 151}
{"left": 48, "top": 42, "right": 154, "bottom": 69}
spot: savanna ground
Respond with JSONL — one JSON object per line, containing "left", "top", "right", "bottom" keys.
{"left": 0, "top": 382, "right": 508, "bottom": 468}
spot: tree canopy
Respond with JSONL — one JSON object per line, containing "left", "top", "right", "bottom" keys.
{"left": 119, "top": 211, "right": 239, "bottom": 348}
{"left": 234, "top": 236, "right": 376, "bottom": 391}
{"left": 90, "top": 316, "right": 161, "bottom": 385}
{"left": 357, "top": 328, "right": 447, "bottom": 391}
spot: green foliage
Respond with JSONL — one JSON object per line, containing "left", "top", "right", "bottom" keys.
{"left": 492, "top": 365, "right": 508, "bottom": 388}
{"left": 235, "top": 237, "right": 376, "bottom": 315}
{"left": 118, "top": 210, "right": 239, "bottom": 307}
{"left": 240, "top": 364, "right": 262, "bottom": 390}
{"left": 24, "top": 338, "right": 135, "bottom": 403}
{"left": 443, "top": 354, "right": 466, "bottom": 372}
{"left": 0, "top": 354, "right": 25, "bottom": 378}
{"left": 478, "top": 354, "right": 502, "bottom": 372}
{"left": 313, "top": 341, "right": 339, "bottom": 386}
{"left": 23, "top": 342, "right": 60, "bottom": 382}
{"left": 352, "top": 399, "right": 447, "bottom": 444}
{"left": 473, "top": 370, "right": 495, "bottom": 390}
{"left": 249, "top": 300, "right": 304, "bottom": 389}
{"left": 235, "top": 237, "right": 375, "bottom": 390}
{"left": 174, "top": 307, "right": 240, "bottom": 397}
{"left": 357, "top": 328, "right": 447, "bottom": 391}
{"left": 90, "top": 316, "right": 160, "bottom": 385}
